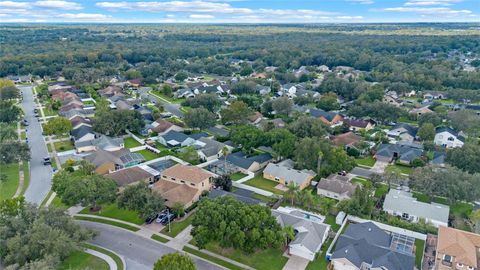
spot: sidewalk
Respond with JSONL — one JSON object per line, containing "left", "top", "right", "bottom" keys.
{"left": 85, "top": 248, "right": 118, "bottom": 270}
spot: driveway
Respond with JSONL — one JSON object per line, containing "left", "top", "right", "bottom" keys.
{"left": 137, "top": 88, "right": 184, "bottom": 118}
{"left": 350, "top": 167, "right": 375, "bottom": 179}
{"left": 78, "top": 221, "right": 224, "bottom": 270}
{"left": 282, "top": 255, "right": 310, "bottom": 270}
{"left": 19, "top": 85, "right": 53, "bottom": 205}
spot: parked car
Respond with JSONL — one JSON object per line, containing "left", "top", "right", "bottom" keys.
{"left": 155, "top": 210, "right": 169, "bottom": 223}
{"left": 43, "top": 157, "right": 51, "bottom": 165}
{"left": 161, "top": 213, "right": 177, "bottom": 225}
{"left": 34, "top": 108, "right": 38, "bottom": 113}
{"left": 145, "top": 214, "right": 158, "bottom": 224}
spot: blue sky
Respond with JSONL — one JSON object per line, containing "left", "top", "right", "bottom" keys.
{"left": 0, "top": 0, "right": 479, "bottom": 23}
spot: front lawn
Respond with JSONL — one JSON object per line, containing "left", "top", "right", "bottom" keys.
{"left": 161, "top": 213, "right": 195, "bottom": 237}
{"left": 386, "top": 164, "right": 413, "bottom": 175}
{"left": 124, "top": 137, "right": 142, "bottom": 148}
{"left": 74, "top": 216, "right": 140, "bottom": 232}
{"left": 202, "top": 241, "right": 288, "bottom": 270}
{"left": 58, "top": 250, "right": 109, "bottom": 270}
{"left": 183, "top": 246, "right": 244, "bottom": 270}
{"left": 0, "top": 163, "right": 19, "bottom": 201}
{"left": 244, "top": 176, "right": 284, "bottom": 195}
{"left": 351, "top": 177, "right": 373, "bottom": 189}
{"left": 231, "top": 172, "right": 247, "bottom": 181}
{"left": 79, "top": 203, "right": 144, "bottom": 225}
{"left": 355, "top": 156, "right": 376, "bottom": 168}
{"left": 21, "top": 161, "right": 30, "bottom": 195}
{"left": 54, "top": 140, "right": 75, "bottom": 152}
{"left": 83, "top": 243, "right": 124, "bottom": 270}
{"left": 50, "top": 195, "right": 69, "bottom": 209}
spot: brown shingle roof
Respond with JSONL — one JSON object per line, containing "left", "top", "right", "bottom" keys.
{"left": 437, "top": 226, "right": 480, "bottom": 267}
{"left": 161, "top": 164, "right": 213, "bottom": 184}
{"left": 151, "top": 180, "right": 199, "bottom": 207}
{"left": 106, "top": 166, "right": 153, "bottom": 187}
{"left": 151, "top": 118, "right": 173, "bottom": 133}
{"left": 317, "top": 178, "right": 357, "bottom": 197}
{"left": 331, "top": 132, "right": 362, "bottom": 146}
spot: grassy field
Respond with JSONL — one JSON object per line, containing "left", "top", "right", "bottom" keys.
{"left": 244, "top": 176, "right": 284, "bottom": 195}
{"left": 74, "top": 216, "right": 140, "bottom": 232}
{"left": 0, "top": 163, "right": 19, "bottom": 201}
{"left": 355, "top": 156, "right": 376, "bottom": 168}
{"left": 161, "top": 214, "right": 195, "bottom": 237}
{"left": 79, "top": 203, "right": 144, "bottom": 225}
{"left": 83, "top": 243, "right": 124, "bottom": 270}
{"left": 58, "top": 250, "right": 109, "bottom": 270}
{"left": 124, "top": 137, "right": 142, "bottom": 148}
{"left": 50, "top": 195, "right": 69, "bottom": 209}
{"left": 230, "top": 172, "right": 247, "bottom": 181}
{"left": 54, "top": 140, "right": 75, "bottom": 152}
{"left": 151, "top": 234, "right": 170, "bottom": 243}
{"left": 202, "top": 241, "right": 288, "bottom": 270}
{"left": 183, "top": 246, "right": 244, "bottom": 270}
{"left": 135, "top": 149, "right": 165, "bottom": 161}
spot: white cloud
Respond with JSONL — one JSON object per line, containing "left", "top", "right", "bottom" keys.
{"left": 336, "top": 15, "right": 364, "bottom": 19}
{"left": 404, "top": 0, "right": 462, "bottom": 6}
{"left": 189, "top": 14, "right": 214, "bottom": 19}
{"left": 346, "top": 0, "right": 374, "bottom": 4}
{"left": 57, "top": 13, "right": 110, "bottom": 20}
{"left": 384, "top": 6, "right": 473, "bottom": 16}
{"left": 166, "top": 14, "right": 175, "bottom": 18}
{"left": 96, "top": 1, "right": 252, "bottom": 14}
{"left": 0, "top": 1, "right": 30, "bottom": 8}
{"left": 34, "top": 1, "right": 82, "bottom": 10}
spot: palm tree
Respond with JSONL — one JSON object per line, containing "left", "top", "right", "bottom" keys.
{"left": 222, "top": 146, "right": 229, "bottom": 175}
{"left": 283, "top": 225, "right": 295, "bottom": 247}
{"left": 284, "top": 182, "right": 299, "bottom": 205}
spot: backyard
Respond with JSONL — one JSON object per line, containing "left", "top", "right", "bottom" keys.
{"left": 0, "top": 163, "right": 19, "bottom": 201}
{"left": 230, "top": 172, "right": 248, "bottom": 181}
{"left": 134, "top": 149, "right": 166, "bottom": 161}
{"left": 355, "top": 156, "right": 376, "bottom": 168}
{"left": 244, "top": 176, "right": 284, "bottom": 195}
{"left": 124, "top": 137, "right": 142, "bottom": 148}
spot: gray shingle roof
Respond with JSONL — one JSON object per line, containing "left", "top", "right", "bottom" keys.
{"left": 71, "top": 125, "right": 94, "bottom": 140}
{"left": 309, "top": 108, "right": 339, "bottom": 122}
{"left": 226, "top": 152, "right": 272, "bottom": 170}
{"left": 264, "top": 163, "right": 316, "bottom": 186}
{"left": 376, "top": 143, "right": 423, "bottom": 162}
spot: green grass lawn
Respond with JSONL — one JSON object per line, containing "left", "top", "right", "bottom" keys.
{"left": 398, "top": 117, "right": 418, "bottom": 125}
{"left": 230, "top": 172, "right": 247, "bottom": 181}
{"left": 161, "top": 214, "right": 195, "bottom": 237}
{"left": 324, "top": 215, "right": 341, "bottom": 232}
{"left": 202, "top": 241, "right": 288, "bottom": 270}
{"left": 412, "top": 192, "right": 431, "bottom": 203}
{"left": 74, "top": 216, "right": 140, "bottom": 232}
{"left": 415, "top": 239, "right": 425, "bottom": 269}
{"left": 20, "top": 131, "right": 26, "bottom": 140}
{"left": 20, "top": 161, "right": 30, "bottom": 195}
{"left": 306, "top": 239, "right": 332, "bottom": 270}
{"left": 50, "top": 195, "right": 69, "bottom": 209}
{"left": 374, "top": 184, "right": 389, "bottom": 198}
{"left": 135, "top": 149, "right": 165, "bottom": 161}
{"left": 0, "top": 163, "right": 20, "bottom": 201}
{"left": 47, "top": 143, "right": 52, "bottom": 152}
{"left": 355, "top": 156, "right": 376, "bottom": 168}
{"left": 151, "top": 90, "right": 184, "bottom": 104}
{"left": 58, "top": 250, "right": 109, "bottom": 270}
{"left": 151, "top": 234, "right": 170, "bottom": 243}
{"left": 244, "top": 176, "right": 284, "bottom": 195}
{"left": 54, "top": 140, "right": 75, "bottom": 152}
{"left": 82, "top": 243, "right": 124, "bottom": 270}
{"left": 79, "top": 203, "right": 144, "bottom": 225}
{"left": 386, "top": 164, "right": 414, "bottom": 175}
{"left": 252, "top": 193, "right": 274, "bottom": 203}
{"left": 124, "top": 137, "right": 142, "bottom": 148}
{"left": 351, "top": 177, "right": 373, "bottom": 189}
{"left": 183, "top": 246, "right": 244, "bottom": 270}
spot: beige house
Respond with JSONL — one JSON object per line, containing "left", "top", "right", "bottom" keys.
{"left": 263, "top": 161, "right": 316, "bottom": 190}
{"left": 435, "top": 226, "right": 480, "bottom": 270}
{"left": 317, "top": 174, "right": 357, "bottom": 201}
{"left": 152, "top": 164, "right": 214, "bottom": 208}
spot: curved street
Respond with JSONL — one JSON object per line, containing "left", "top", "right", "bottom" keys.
{"left": 78, "top": 221, "right": 224, "bottom": 270}
{"left": 19, "top": 85, "right": 53, "bottom": 205}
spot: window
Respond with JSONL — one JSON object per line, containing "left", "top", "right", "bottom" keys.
{"left": 162, "top": 175, "right": 167, "bottom": 179}
{"left": 274, "top": 177, "right": 280, "bottom": 182}
{"left": 171, "top": 178, "right": 176, "bottom": 181}
{"left": 191, "top": 183, "right": 195, "bottom": 186}
{"left": 448, "top": 137, "right": 454, "bottom": 141}
{"left": 457, "top": 263, "right": 463, "bottom": 268}
{"left": 202, "top": 182, "right": 204, "bottom": 187}
{"left": 402, "top": 213, "right": 410, "bottom": 219}
{"left": 181, "top": 180, "right": 185, "bottom": 184}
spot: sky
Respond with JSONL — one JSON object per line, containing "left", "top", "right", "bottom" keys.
{"left": 0, "top": 0, "right": 479, "bottom": 23}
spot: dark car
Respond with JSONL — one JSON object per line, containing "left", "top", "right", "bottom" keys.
{"left": 145, "top": 214, "right": 158, "bottom": 224}
{"left": 43, "top": 157, "right": 51, "bottom": 165}
{"left": 161, "top": 213, "right": 177, "bottom": 225}
{"left": 34, "top": 108, "right": 38, "bottom": 113}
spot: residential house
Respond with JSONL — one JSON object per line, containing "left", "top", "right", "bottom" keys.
{"left": 75, "top": 135, "right": 124, "bottom": 153}
{"left": 70, "top": 115, "right": 92, "bottom": 129}
{"left": 98, "top": 85, "right": 123, "bottom": 98}
{"left": 226, "top": 152, "right": 273, "bottom": 173}
{"left": 383, "top": 94, "right": 403, "bottom": 107}
{"left": 374, "top": 143, "right": 423, "bottom": 164}
{"left": 152, "top": 164, "right": 214, "bottom": 208}
{"left": 195, "top": 137, "right": 231, "bottom": 162}
{"left": 105, "top": 166, "right": 156, "bottom": 188}
{"left": 71, "top": 125, "right": 96, "bottom": 142}
{"left": 430, "top": 151, "right": 446, "bottom": 167}
{"left": 309, "top": 108, "right": 343, "bottom": 127}
{"left": 387, "top": 123, "right": 418, "bottom": 142}
{"left": 410, "top": 105, "right": 433, "bottom": 116}
{"left": 435, "top": 226, "right": 480, "bottom": 270}
{"left": 175, "top": 88, "right": 195, "bottom": 99}
{"left": 434, "top": 127, "right": 465, "bottom": 148}
{"left": 127, "top": 78, "right": 143, "bottom": 88}
{"left": 317, "top": 65, "right": 330, "bottom": 72}
{"left": 134, "top": 105, "right": 154, "bottom": 121}
{"left": 249, "top": 111, "right": 264, "bottom": 125}
{"left": 263, "top": 160, "right": 316, "bottom": 190}
{"left": 331, "top": 132, "right": 363, "bottom": 152}
{"left": 343, "top": 118, "right": 376, "bottom": 131}
{"left": 157, "top": 130, "right": 197, "bottom": 147}
{"left": 84, "top": 148, "right": 145, "bottom": 175}
{"left": 383, "top": 189, "right": 449, "bottom": 227}
{"left": 207, "top": 126, "right": 230, "bottom": 138}
{"left": 146, "top": 118, "right": 184, "bottom": 135}
{"left": 331, "top": 222, "right": 415, "bottom": 270}
{"left": 423, "top": 91, "right": 445, "bottom": 100}
{"left": 258, "top": 118, "right": 286, "bottom": 130}
{"left": 59, "top": 103, "right": 83, "bottom": 114}
{"left": 317, "top": 174, "right": 357, "bottom": 201}
{"left": 272, "top": 207, "right": 330, "bottom": 261}
{"left": 293, "top": 66, "right": 310, "bottom": 79}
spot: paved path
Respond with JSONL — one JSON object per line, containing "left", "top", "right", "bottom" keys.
{"left": 19, "top": 85, "right": 53, "bottom": 205}
{"left": 137, "top": 88, "right": 184, "bottom": 118}
{"left": 166, "top": 225, "right": 193, "bottom": 250}
{"left": 282, "top": 255, "right": 309, "bottom": 270}
{"left": 85, "top": 248, "right": 118, "bottom": 270}
{"left": 351, "top": 167, "right": 375, "bottom": 178}
{"left": 78, "top": 220, "right": 224, "bottom": 270}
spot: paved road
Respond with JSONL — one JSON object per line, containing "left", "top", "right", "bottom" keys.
{"left": 19, "top": 85, "right": 53, "bottom": 205}
{"left": 78, "top": 221, "right": 224, "bottom": 270}
{"left": 137, "top": 88, "right": 184, "bottom": 118}
{"left": 351, "top": 167, "right": 375, "bottom": 178}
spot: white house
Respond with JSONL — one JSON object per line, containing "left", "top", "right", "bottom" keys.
{"left": 434, "top": 127, "right": 465, "bottom": 148}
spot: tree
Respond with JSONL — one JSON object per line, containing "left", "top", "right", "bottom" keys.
{"left": 220, "top": 101, "right": 253, "bottom": 125}
{"left": 117, "top": 182, "right": 165, "bottom": 220}
{"left": 0, "top": 101, "right": 21, "bottom": 123}
{"left": 316, "top": 92, "right": 340, "bottom": 111}
{"left": 448, "top": 110, "right": 480, "bottom": 135}
{"left": 160, "top": 84, "right": 173, "bottom": 97}
{"left": 240, "top": 66, "right": 254, "bottom": 76}
{"left": 347, "top": 101, "right": 405, "bottom": 123}
{"left": 184, "top": 107, "right": 216, "bottom": 130}
{"left": 0, "top": 122, "right": 17, "bottom": 141}
{"left": 154, "top": 253, "right": 196, "bottom": 270}
{"left": 230, "top": 125, "right": 264, "bottom": 153}
{"left": 446, "top": 143, "right": 480, "bottom": 174}
{"left": 213, "top": 174, "right": 232, "bottom": 191}
{"left": 177, "top": 146, "right": 200, "bottom": 164}
{"left": 175, "top": 71, "right": 189, "bottom": 82}
{"left": 182, "top": 94, "right": 221, "bottom": 112}
{"left": 265, "top": 128, "right": 296, "bottom": 159}
{"left": 284, "top": 182, "right": 299, "bottom": 205}
{"left": 272, "top": 97, "right": 293, "bottom": 115}
{"left": 341, "top": 186, "right": 375, "bottom": 218}
{"left": 0, "top": 198, "right": 94, "bottom": 269}
{"left": 230, "top": 80, "right": 256, "bottom": 95}
{"left": 470, "top": 209, "right": 480, "bottom": 234}
{"left": 418, "top": 113, "right": 442, "bottom": 127}
{"left": 282, "top": 225, "right": 295, "bottom": 247}
{"left": 53, "top": 171, "right": 117, "bottom": 210}
{"left": 0, "top": 85, "right": 19, "bottom": 100}
{"left": 43, "top": 117, "right": 72, "bottom": 136}
{"left": 171, "top": 202, "right": 185, "bottom": 217}
{"left": 287, "top": 116, "right": 327, "bottom": 138}
{"left": 0, "top": 141, "right": 30, "bottom": 164}
{"left": 417, "top": 123, "right": 435, "bottom": 141}
{"left": 93, "top": 109, "right": 144, "bottom": 136}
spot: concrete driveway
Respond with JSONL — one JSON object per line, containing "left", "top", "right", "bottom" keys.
{"left": 282, "top": 255, "right": 310, "bottom": 270}
{"left": 78, "top": 221, "right": 224, "bottom": 270}
{"left": 19, "top": 85, "right": 53, "bottom": 205}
